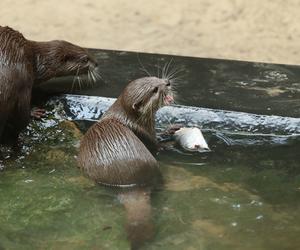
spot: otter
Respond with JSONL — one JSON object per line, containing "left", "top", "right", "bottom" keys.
{"left": 0, "top": 26, "right": 98, "bottom": 149}
{"left": 78, "top": 77, "right": 174, "bottom": 249}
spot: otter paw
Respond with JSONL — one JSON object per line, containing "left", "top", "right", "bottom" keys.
{"left": 31, "top": 108, "right": 46, "bottom": 119}
{"left": 166, "top": 124, "right": 184, "bottom": 135}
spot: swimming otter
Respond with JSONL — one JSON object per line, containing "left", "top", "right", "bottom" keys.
{"left": 0, "top": 26, "right": 98, "bottom": 148}
{"left": 78, "top": 76, "right": 174, "bottom": 249}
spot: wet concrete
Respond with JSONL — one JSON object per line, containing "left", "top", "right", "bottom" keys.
{"left": 37, "top": 49, "right": 300, "bottom": 117}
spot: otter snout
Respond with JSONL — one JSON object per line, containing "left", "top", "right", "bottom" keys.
{"left": 162, "top": 79, "right": 174, "bottom": 105}
{"left": 164, "top": 95, "right": 174, "bottom": 105}
{"left": 88, "top": 55, "right": 98, "bottom": 68}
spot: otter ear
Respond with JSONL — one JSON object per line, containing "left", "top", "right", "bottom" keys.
{"left": 132, "top": 101, "right": 142, "bottom": 111}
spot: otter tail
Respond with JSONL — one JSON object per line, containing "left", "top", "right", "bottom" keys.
{"left": 118, "top": 188, "right": 154, "bottom": 250}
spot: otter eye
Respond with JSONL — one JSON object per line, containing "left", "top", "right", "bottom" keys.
{"left": 152, "top": 87, "right": 159, "bottom": 94}
{"left": 64, "top": 54, "right": 76, "bottom": 62}
{"left": 82, "top": 57, "right": 89, "bottom": 63}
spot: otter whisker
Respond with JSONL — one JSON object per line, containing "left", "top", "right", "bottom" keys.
{"left": 77, "top": 75, "right": 82, "bottom": 91}
{"left": 137, "top": 54, "right": 152, "bottom": 77}
{"left": 165, "top": 60, "right": 178, "bottom": 80}
{"left": 162, "top": 58, "right": 174, "bottom": 80}
{"left": 157, "top": 60, "right": 162, "bottom": 79}
{"left": 163, "top": 60, "right": 186, "bottom": 100}
{"left": 170, "top": 71, "right": 185, "bottom": 80}
{"left": 166, "top": 66, "right": 184, "bottom": 81}
{"left": 170, "top": 74, "right": 185, "bottom": 82}
{"left": 162, "top": 61, "right": 167, "bottom": 79}
{"left": 71, "top": 75, "right": 76, "bottom": 93}
{"left": 87, "top": 70, "right": 93, "bottom": 87}
{"left": 169, "top": 78, "right": 183, "bottom": 89}
{"left": 71, "top": 67, "right": 81, "bottom": 92}
{"left": 166, "top": 58, "right": 174, "bottom": 76}
{"left": 85, "top": 69, "right": 94, "bottom": 89}
{"left": 170, "top": 78, "right": 185, "bottom": 93}
{"left": 139, "top": 67, "right": 151, "bottom": 77}
{"left": 90, "top": 70, "right": 95, "bottom": 86}
{"left": 91, "top": 71, "right": 97, "bottom": 83}
{"left": 93, "top": 69, "right": 100, "bottom": 81}
{"left": 93, "top": 68, "right": 103, "bottom": 81}
{"left": 80, "top": 76, "right": 84, "bottom": 90}
{"left": 75, "top": 76, "right": 80, "bottom": 91}
{"left": 89, "top": 67, "right": 95, "bottom": 80}
{"left": 164, "top": 59, "right": 185, "bottom": 82}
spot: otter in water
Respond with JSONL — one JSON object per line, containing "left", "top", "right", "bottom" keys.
{"left": 78, "top": 76, "right": 174, "bottom": 249}
{"left": 0, "top": 26, "right": 98, "bottom": 148}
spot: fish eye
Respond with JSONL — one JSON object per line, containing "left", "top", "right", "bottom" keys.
{"left": 152, "top": 87, "right": 159, "bottom": 94}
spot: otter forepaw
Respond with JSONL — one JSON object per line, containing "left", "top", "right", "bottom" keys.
{"left": 31, "top": 108, "right": 46, "bottom": 119}
{"left": 165, "top": 124, "right": 184, "bottom": 135}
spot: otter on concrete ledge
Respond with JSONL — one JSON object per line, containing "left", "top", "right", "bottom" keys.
{"left": 78, "top": 76, "right": 174, "bottom": 249}
{"left": 0, "top": 26, "right": 98, "bottom": 150}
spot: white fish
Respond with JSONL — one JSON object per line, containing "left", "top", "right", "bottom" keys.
{"left": 174, "top": 127, "right": 210, "bottom": 152}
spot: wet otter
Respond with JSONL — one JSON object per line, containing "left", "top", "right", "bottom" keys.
{"left": 78, "top": 77, "right": 174, "bottom": 249}
{"left": 0, "top": 26, "right": 98, "bottom": 148}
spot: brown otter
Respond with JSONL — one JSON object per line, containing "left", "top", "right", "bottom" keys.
{"left": 0, "top": 26, "right": 98, "bottom": 149}
{"left": 78, "top": 76, "right": 173, "bottom": 249}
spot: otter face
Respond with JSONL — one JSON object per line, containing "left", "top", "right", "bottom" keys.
{"left": 34, "top": 40, "right": 99, "bottom": 83}
{"left": 125, "top": 77, "right": 174, "bottom": 115}
{"left": 54, "top": 41, "right": 98, "bottom": 77}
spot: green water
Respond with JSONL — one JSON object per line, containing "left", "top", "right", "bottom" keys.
{"left": 0, "top": 119, "right": 300, "bottom": 250}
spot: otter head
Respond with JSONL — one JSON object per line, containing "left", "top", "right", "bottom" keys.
{"left": 33, "top": 40, "right": 98, "bottom": 83}
{"left": 121, "top": 77, "right": 174, "bottom": 120}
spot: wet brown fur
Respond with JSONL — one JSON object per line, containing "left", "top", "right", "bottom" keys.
{"left": 78, "top": 77, "right": 172, "bottom": 186}
{"left": 0, "top": 26, "right": 97, "bottom": 145}
{"left": 78, "top": 77, "right": 172, "bottom": 249}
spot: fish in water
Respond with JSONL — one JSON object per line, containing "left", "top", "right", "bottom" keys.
{"left": 174, "top": 127, "right": 210, "bottom": 152}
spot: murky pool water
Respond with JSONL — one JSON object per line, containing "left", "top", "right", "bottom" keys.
{"left": 1, "top": 113, "right": 299, "bottom": 250}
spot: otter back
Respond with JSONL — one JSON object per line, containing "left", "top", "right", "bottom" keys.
{"left": 78, "top": 118, "right": 160, "bottom": 187}
{"left": 0, "top": 26, "right": 34, "bottom": 144}
{"left": 1, "top": 26, "right": 98, "bottom": 147}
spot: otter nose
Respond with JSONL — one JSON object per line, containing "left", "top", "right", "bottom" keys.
{"left": 166, "top": 80, "right": 171, "bottom": 86}
{"left": 93, "top": 61, "right": 98, "bottom": 67}
{"left": 89, "top": 56, "right": 98, "bottom": 67}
